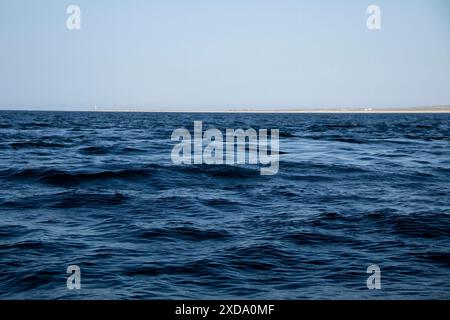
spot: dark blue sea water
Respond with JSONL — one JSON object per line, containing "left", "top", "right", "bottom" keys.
{"left": 0, "top": 111, "right": 449, "bottom": 299}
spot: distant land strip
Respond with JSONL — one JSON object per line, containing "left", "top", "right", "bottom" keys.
{"left": 2, "top": 106, "right": 450, "bottom": 113}
{"left": 86, "top": 105, "right": 450, "bottom": 113}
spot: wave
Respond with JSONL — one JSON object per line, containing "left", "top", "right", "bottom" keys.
{"left": 124, "top": 259, "right": 226, "bottom": 277}
{"left": 200, "top": 198, "right": 243, "bottom": 207}
{"left": 278, "top": 131, "right": 297, "bottom": 138}
{"left": 135, "top": 226, "right": 231, "bottom": 242}
{"left": 79, "top": 146, "right": 146, "bottom": 155}
{"left": 1, "top": 191, "right": 129, "bottom": 209}
{"left": 9, "top": 141, "right": 67, "bottom": 149}
{"left": 0, "top": 225, "right": 33, "bottom": 239}
{"left": 50, "top": 192, "right": 129, "bottom": 208}
{"left": 308, "top": 210, "right": 450, "bottom": 240}
{"left": 0, "top": 167, "right": 158, "bottom": 186}
{"left": 179, "top": 164, "right": 262, "bottom": 179}
{"left": 281, "top": 161, "right": 369, "bottom": 174}
{"left": 223, "top": 243, "right": 299, "bottom": 271}
{"left": 283, "top": 231, "right": 356, "bottom": 245}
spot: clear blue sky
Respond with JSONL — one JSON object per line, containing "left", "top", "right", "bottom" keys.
{"left": 0, "top": 0, "right": 449, "bottom": 110}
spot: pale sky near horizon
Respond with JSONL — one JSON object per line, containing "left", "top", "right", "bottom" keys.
{"left": 0, "top": 0, "right": 449, "bottom": 111}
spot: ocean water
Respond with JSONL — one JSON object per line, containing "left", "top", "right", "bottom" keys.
{"left": 0, "top": 111, "right": 449, "bottom": 299}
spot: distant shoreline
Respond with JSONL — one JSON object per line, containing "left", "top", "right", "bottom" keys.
{"left": 1, "top": 106, "right": 450, "bottom": 113}
{"left": 219, "top": 107, "right": 450, "bottom": 114}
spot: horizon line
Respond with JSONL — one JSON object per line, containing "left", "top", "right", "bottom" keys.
{"left": 1, "top": 105, "right": 450, "bottom": 113}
